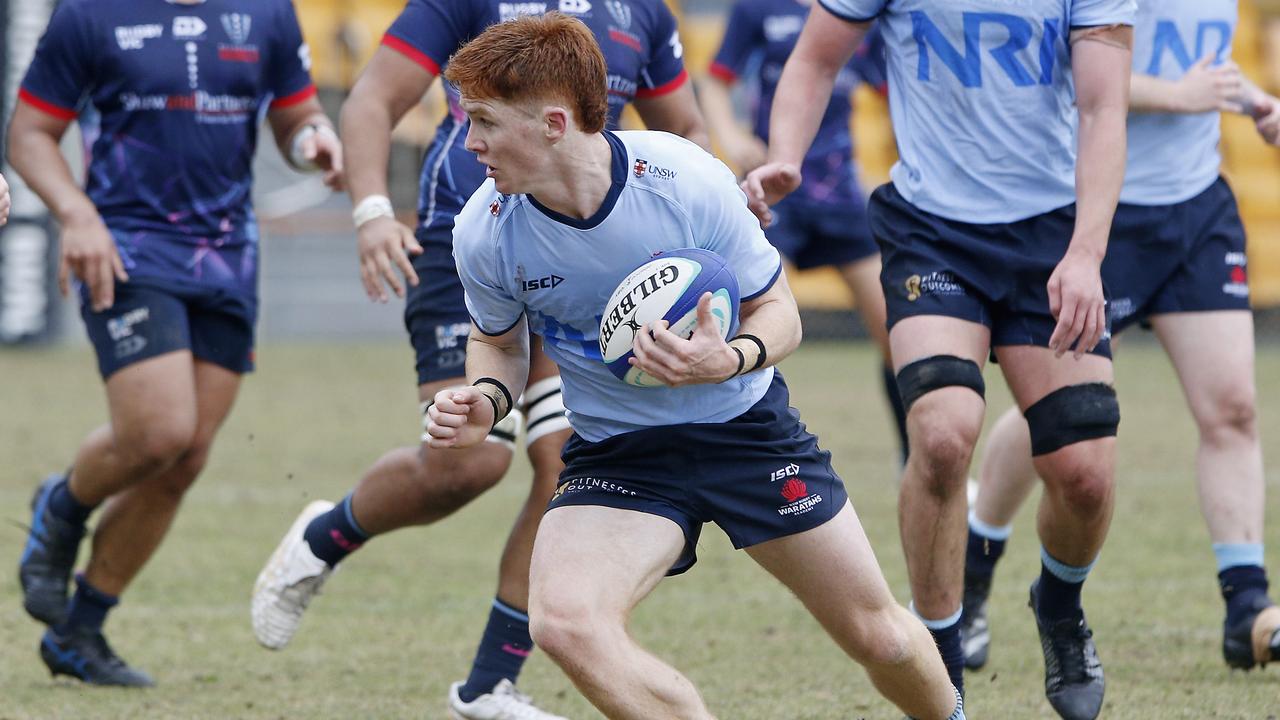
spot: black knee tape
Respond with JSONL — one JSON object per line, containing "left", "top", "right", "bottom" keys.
{"left": 1023, "top": 382, "right": 1120, "bottom": 456}
{"left": 895, "top": 355, "right": 985, "bottom": 412}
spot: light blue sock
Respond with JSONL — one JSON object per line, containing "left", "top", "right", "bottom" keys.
{"left": 1213, "top": 542, "right": 1264, "bottom": 572}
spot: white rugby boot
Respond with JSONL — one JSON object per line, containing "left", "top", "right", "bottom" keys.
{"left": 252, "top": 500, "right": 335, "bottom": 650}
{"left": 448, "top": 679, "right": 570, "bottom": 720}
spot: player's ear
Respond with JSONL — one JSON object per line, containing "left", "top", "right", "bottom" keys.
{"left": 543, "top": 106, "right": 570, "bottom": 141}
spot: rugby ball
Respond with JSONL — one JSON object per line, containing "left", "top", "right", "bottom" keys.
{"left": 599, "top": 248, "right": 739, "bottom": 387}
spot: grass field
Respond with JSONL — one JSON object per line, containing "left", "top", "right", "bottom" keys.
{"left": 2, "top": 340, "right": 1279, "bottom": 719}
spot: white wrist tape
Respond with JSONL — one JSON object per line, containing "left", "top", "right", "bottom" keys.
{"left": 352, "top": 194, "right": 394, "bottom": 229}
{"left": 288, "top": 123, "right": 335, "bottom": 172}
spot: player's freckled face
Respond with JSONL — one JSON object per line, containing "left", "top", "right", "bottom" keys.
{"left": 460, "top": 96, "right": 545, "bottom": 195}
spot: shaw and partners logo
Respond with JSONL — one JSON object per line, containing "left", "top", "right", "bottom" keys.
{"left": 119, "top": 91, "right": 256, "bottom": 121}
{"left": 598, "top": 262, "right": 680, "bottom": 351}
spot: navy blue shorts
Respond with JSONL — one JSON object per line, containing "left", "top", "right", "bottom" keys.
{"left": 767, "top": 196, "right": 878, "bottom": 270}
{"left": 551, "top": 372, "right": 849, "bottom": 575}
{"left": 869, "top": 183, "right": 1112, "bottom": 358}
{"left": 80, "top": 277, "right": 256, "bottom": 379}
{"left": 404, "top": 226, "right": 470, "bottom": 385}
{"left": 1104, "top": 177, "right": 1250, "bottom": 334}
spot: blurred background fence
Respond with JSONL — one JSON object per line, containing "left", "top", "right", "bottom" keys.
{"left": 2, "top": 0, "right": 1280, "bottom": 345}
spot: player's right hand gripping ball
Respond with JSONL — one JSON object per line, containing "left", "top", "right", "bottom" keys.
{"left": 599, "top": 247, "right": 739, "bottom": 387}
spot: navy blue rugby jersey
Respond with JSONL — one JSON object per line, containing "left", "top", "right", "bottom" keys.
{"left": 709, "top": 0, "right": 885, "bottom": 203}
{"left": 383, "top": 0, "right": 689, "bottom": 233}
{"left": 20, "top": 0, "right": 315, "bottom": 294}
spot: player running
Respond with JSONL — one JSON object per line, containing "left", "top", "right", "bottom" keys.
{"left": 699, "top": 11, "right": 908, "bottom": 462}
{"left": 424, "top": 14, "right": 966, "bottom": 719}
{"left": 744, "top": 1, "right": 1134, "bottom": 718}
{"left": 962, "top": 0, "right": 1280, "bottom": 677}
{"left": 13, "top": 0, "right": 341, "bottom": 686}
{"left": 251, "top": 1, "right": 710, "bottom": 716}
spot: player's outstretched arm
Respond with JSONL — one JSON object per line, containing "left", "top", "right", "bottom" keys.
{"left": 7, "top": 101, "right": 127, "bottom": 312}
{"left": 697, "top": 73, "right": 767, "bottom": 176}
{"left": 340, "top": 46, "right": 437, "bottom": 303}
{"left": 742, "top": 5, "right": 868, "bottom": 220}
{"left": 426, "top": 317, "right": 531, "bottom": 449}
{"left": 1048, "top": 25, "right": 1132, "bottom": 359}
{"left": 0, "top": 172, "right": 9, "bottom": 226}
{"left": 632, "top": 271, "right": 801, "bottom": 387}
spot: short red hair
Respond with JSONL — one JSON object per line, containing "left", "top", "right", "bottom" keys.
{"left": 444, "top": 13, "right": 608, "bottom": 134}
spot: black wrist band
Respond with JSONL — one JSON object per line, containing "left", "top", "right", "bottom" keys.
{"left": 733, "top": 333, "right": 767, "bottom": 372}
{"left": 472, "top": 377, "right": 513, "bottom": 426}
{"left": 728, "top": 346, "right": 746, "bottom": 382}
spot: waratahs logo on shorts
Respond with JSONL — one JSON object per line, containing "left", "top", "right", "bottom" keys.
{"left": 778, "top": 477, "right": 823, "bottom": 516}
{"left": 904, "top": 271, "right": 965, "bottom": 302}
{"left": 780, "top": 478, "right": 807, "bottom": 503}
{"left": 1223, "top": 251, "right": 1249, "bottom": 298}
{"left": 221, "top": 14, "right": 252, "bottom": 45}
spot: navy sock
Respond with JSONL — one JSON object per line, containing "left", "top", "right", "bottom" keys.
{"left": 302, "top": 495, "right": 368, "bottom": 567}
{"left": 48, "top": 475, "right": 94, "bottom": 526}
{"left": 1221, "top": 565, "right": 1270, "bottom": 628}
{"left": 458, "top": 599, "right": 534, "bottom": 703}
{"left": 882, "top": 362, "right": 910, "bottom": 464}
{"left": 926, "top": 622, "right": 965, "bottom": 699}
{"left": 57, "top": 574, "right": 117, "bottom": 634}
{"left": 966, "top": 528, "right": 1007, "bottom": 580}
{"left": 1036, "top": 566, "right": 1085, "bottom": 622}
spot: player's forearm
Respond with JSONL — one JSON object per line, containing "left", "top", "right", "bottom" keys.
{"left": 1128, "top": 73, "right": 1189, "bottom": 113}
{"left": 766, "top": 9, "right": 866, "bottom": 166}
{"left": 766, "top": 58, "right": 839, "bottom": 166}
{"left": 465, "top": 329, "right": 531, "bottom": 404}
{"left": 7, "top": 123, "right": 96, "bottom": 224}
{"left": 729, "top": 273, "right": 802, "bottom": 374}
{"left": 1070, "top": 105, "right": 1126, "bottom": 258}
{"left": 698, "top": 76, "right": 748, "bottom": 152}
{"left": 339, "top": 90, "right": 397, "bottom": 203}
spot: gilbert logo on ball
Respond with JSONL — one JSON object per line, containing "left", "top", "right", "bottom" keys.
{"left": 599, "top": 248, "right": 739, "bottom": 387}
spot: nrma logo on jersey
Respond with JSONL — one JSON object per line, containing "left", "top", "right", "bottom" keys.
{"left": 911, "top": 11, "right": 1064, "bottom": 88}
{"left": 1145, "top": 20, "right": 1232, "bottom": 73}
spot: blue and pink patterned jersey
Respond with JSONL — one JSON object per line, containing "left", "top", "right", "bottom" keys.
{"left": 20, "top": 0, "right": 315, "bottom": 296}
{"left": 383, "top": 0, "right": 689, "bottom": 233}
{"left": 709, "top": 0, "right": 885, "bottom": 204}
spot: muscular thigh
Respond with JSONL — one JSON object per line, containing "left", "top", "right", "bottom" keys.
{"left": 531, "top": 504, "right": 684, "bottom": 615}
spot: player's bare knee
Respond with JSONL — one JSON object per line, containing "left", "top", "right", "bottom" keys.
{"left": 417, "top": 448, "right": 508, "bottom": 511}
{"left": 898, "top": 355, "right": 985, "bottom": 483}
{"left": 847, "top": 609, "right": 914, "bottom": 669}
{"left": 1198, "top": 387, "right": 1258, "bottom": 445}
{"left": 529, "top": 601, "right": 613, "bottom": 663}
{"left": 119, "top": 419, "right": 197, "bottom": 475}
{"left": 1041, "top": 446, "right": 1112, "bottom": 515}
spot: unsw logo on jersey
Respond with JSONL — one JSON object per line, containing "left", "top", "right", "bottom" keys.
{"left": 632, "top": 158, "right": 677, "bottom": 180}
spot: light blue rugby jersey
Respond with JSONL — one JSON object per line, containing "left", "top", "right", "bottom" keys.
{"left": 454, "top": 130, "right": 783, "bottom": 442}
{"left": 816, "top": 0, "right": 1136, "bottom": 223}
{"left": 1123, "top": 1, "right": 1235, "bottom": 206}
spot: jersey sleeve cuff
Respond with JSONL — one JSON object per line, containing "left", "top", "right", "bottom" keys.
{"left": 470, "top": 313, "right": 525, "bottom": 337}
{"left": 742, "top": 262, "right": 783, "bottom": 302}
{"left": 18, "top": 87, "right": 77, "bottom": 121}
{"left": 707, "top": 62, "right": 738, "bottom": 84}
{"left": 635, "top": 68, "right": 689, "bottom": 99}
{"left": 816, "top": 0, "right": 879, "bottom": 24}
{"left": 271, "top": 84, "right": 317, "bottom": 109}
{"left": 382, "top": 33, "right": 443, "bottom": 75}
